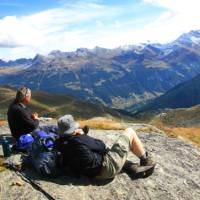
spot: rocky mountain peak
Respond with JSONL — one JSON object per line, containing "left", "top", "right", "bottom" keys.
{"left": 0, "top": 59, "right": 7, "bottom": 67}
{"left": 32, "top": 54, "right": 46, "bottom": 65}
{"left": 75, "top": 48, "right": 90, "bottom": 57}
{"left": 48, "top": 50, "right": 65, "bottom": 58}
{"left": 174, "top": 30, "right": 200, "bottom": 46}
{"left": 0, "top": 58, "right": 31, "bottom": 67}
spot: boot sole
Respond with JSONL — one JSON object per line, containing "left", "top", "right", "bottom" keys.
{"left": 134, "top": 165, "right": 155, "bottom": 179}
{"left": 123, "top": 163, "right": 155, "bottom": 179}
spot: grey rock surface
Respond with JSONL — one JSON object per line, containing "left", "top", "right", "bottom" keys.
{"left": 0, "top": 124, "right": 200, "bottom": 200}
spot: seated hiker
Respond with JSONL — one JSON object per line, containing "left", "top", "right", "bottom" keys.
{"left": 7, "top": 86, "right": 39, "bottom": 140}
{"left": 55, "top": 115, "right": 156, "bottom": 180}
{"left": 7, "top": 86, "right": 59, "bottom": 151}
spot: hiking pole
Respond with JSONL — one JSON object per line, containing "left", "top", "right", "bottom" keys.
{"left": 5, "top": 162, "right": 56, "bottom": 200}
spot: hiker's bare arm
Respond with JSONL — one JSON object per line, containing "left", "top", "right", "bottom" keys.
{"left": 73, "top": 129, "right": 84, "bottom": 135}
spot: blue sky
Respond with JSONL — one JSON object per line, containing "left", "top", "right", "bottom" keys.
{"left": 0, "top": 0, "right": 200, "bottom": 60}
{"left": 0, "top": 0, "right": 53, "bottom": 16}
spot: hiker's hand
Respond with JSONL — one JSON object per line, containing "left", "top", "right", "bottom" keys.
{"left": 31, "top": 112, "right": 39, "bottom": 120}
{"left": 73, "top": 129, "right": 84, "bottom": 135}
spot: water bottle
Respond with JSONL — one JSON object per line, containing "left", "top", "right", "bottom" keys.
{"left": 1, "top": 136, "right": 12, "bottom": 157}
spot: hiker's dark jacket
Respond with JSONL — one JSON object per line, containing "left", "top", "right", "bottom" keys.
{"left": 7, "top": 100, "right": 39, "bottom": 139}
{"left": 55, "top": 134, "right": 107, "bottom": 177}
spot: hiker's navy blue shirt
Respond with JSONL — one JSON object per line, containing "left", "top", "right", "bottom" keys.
{"left": 7, "top": 100, "right": 39, "bottom": 139}
{"left": 55, "top": 134, "right": 107, "bottom": 177}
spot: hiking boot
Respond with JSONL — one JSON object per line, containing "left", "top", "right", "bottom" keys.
{"left": 122, "top": 160, "right": 138, "bottom": 177}
{"left": 122, "top": 160, "right": 155, "bottom": 179}
{"left": 140, "top": 152, "right": 156, "bottom": 167}
{"left": 135, "top": 165, "right": 155, "bottom": 179}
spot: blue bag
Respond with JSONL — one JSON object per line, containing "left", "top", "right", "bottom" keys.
{"left": 28, "top": 130, "right": 61, "bottom": 177}
{"left": 17, "top": 134, "right": 34, "bottom": 150}
{"left": 32, "top": 130, "right": 57, "bottom": 150}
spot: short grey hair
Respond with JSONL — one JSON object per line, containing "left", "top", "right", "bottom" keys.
{"left": 16, "top": 86, "right": 31, "bottom": 102}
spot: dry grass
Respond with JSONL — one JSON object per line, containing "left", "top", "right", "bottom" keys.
{"left": 163, "top": 127, "right": 200, "bottom": 147}
{"left": 78, "top": 118, "right": 126, "bottom": 130}
{"left": 150, "top": 117, "right": 200, "bottom": 147}
{"left": 0, "top": 156, "right": 6, "bottom": 172}
{"left": 78, "top": 118, "right": 160, "bottom": 133}
{"left": 136, "top": 126, "right": 157, "bottom": 133}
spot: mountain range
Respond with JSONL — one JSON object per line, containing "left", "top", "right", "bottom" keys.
{"left": 1, "top": 30, "right": 200, "bottom": 110}
{"left": 136, "top": 73, "right": 200, "bottom": 112}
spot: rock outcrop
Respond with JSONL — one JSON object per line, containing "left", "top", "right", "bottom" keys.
{"left": 0, "top": 124, "right": 200, "bottom": 200}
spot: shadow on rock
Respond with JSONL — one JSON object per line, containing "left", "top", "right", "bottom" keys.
{"left": 20, "top": 166, "right": 114, "bottom": 186}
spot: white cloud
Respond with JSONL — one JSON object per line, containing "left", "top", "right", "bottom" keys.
{"left": 0, "top": 16, "right": 45, "bottom": 47}
{"left": 96, "top": 20, "right": 104, "bottom": 28}
{"left": 114, "top": 20, "right": 121, "bottom": 29}
{"left": 1, "top": 0, "right": 200, "bottom": 60}
{"left": 142, "top": 0, "right": 200, "bottom": 42}
{"left": 2, "top": 1, "right": 132, "bottom": 59}
{"left": 0, "top": 1, "right": 117, "bottom": 59}
{"left": 143, "top": 0, "right": 200, "bottom": 13}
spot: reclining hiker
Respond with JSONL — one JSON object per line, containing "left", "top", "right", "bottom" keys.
{"left": 55, "top": 115, "right": 156, "bottom": 180}
{"left": 26, "top": 122, "right": 89, "bottom": 178}
{"left": 7, "top": 86, "right": 39, "bottom": 140}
